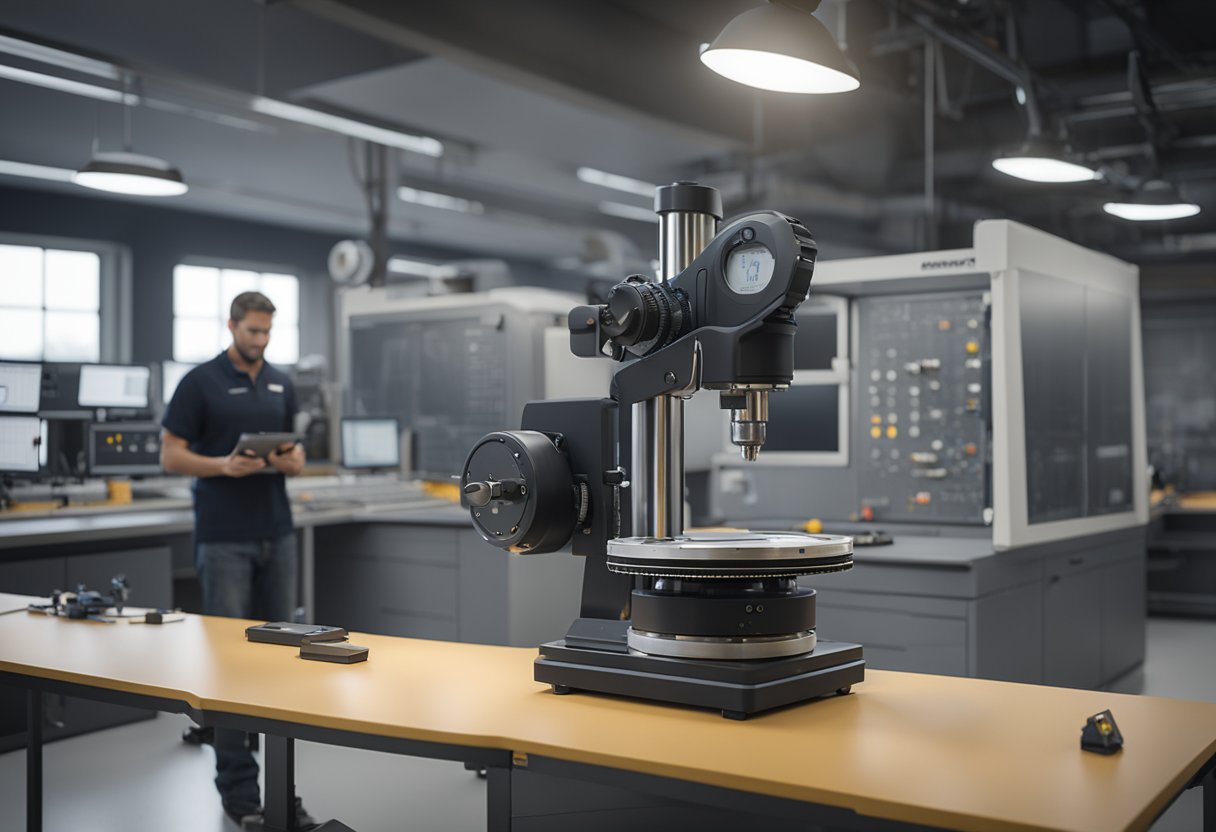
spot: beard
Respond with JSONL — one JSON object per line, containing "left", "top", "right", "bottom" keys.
{"left": 234, "top": 343, "right": 263, "bottom": 364}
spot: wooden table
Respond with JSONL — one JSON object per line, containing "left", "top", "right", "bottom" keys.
{"left": 1, "top": 604, "right": 1214, "bottom": 832}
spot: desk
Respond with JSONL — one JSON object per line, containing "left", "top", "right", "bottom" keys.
{"left": 1, "top": 607, "right": 1214, "bottom": 832}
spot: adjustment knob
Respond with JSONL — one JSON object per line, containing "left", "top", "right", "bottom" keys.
{"left": 461, "top": 431, "right": 578, "bottom": 554}
{"left": 463, "top": 482, "right": 493, "bottom": 507}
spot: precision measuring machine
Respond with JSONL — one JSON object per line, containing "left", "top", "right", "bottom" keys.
{"left": 460, "top": 182, "right": 863, "bottom": 718}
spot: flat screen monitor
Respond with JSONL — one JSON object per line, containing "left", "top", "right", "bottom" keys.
{"left": 0, "top": 362, "right": 42, "bottom": 413}
{"left": 161, "top": 361, "right": 194, "bottom": 405}
{"left": 77, "top": 364, "right": 151, "bottom": 409}
{"left": 341, "top": 418, "right": 400, "bottom": 470}
{"left": 0, "top": 415, "right": 43, "bottom": 473}
{"left": 88, "top": 421, "right": 163, "bottom": 477}
{"left": 763, "top": 384, "right": 841, "bottom": 453}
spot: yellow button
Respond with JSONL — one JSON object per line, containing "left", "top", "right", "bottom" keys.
{"left": 870, "top": 426, "right": 882, "bottom": 439}
{"left": 803, "top": 518, "right": 823, "bottom": 534}
{"left": 886, "top": 425, "right": 898, "bottom": 439}
{"left": 106, "top": 436, "right": 114, "bottom": 444}
{"left": 965, "top": 340, "right": 979, "bottom": 354}
{"left": 870, "top": 415, "right": 882, "bottom": 424}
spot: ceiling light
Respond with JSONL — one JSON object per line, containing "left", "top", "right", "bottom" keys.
{"left": 251, "top": 97, "right": 443, "bottom": 157}
{"left": 577, "top": 167, "right": 657, "bottom": 198}
{"left": 699, "top": 1, "right": 860, "bottom": 94}
{"left": 0, "top": 63, "right": 135, "bottom": 104}
{"left": 1103, "top": 179, "right": 1200, "bottom": 221}
{"left": 0, "top": 159, "right": 76, "bottom": 183}
{"left": 397, "top": 185, "right": 483, "bottom": 214}
{"left": 598, "top": 201, "right": 657, "bottom": 223}
{"left": 72, "top": 152, "right": 188, "bottom": 196}
{"left": 992, "top": 137, "right": 1098, "bottom": 183}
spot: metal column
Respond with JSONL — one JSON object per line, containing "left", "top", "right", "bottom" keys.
{"left": 27, "top": 689, "right": 41, "bottom": 832}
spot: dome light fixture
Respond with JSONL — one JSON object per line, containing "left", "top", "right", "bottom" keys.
{"left": 73, "top": 151, "right": 188, "bottom": 197}
{"left": 699, "top": 0, "right": 860, "bottom": 95}
{"left": 1103, "top": 179, "right": 1200, "bottom": 221}
{"left": 991, "top": 136, "right": 1098, "bottom": 183}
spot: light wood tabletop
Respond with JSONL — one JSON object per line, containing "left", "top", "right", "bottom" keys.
{"left": 1, "top": 608, "right": 1214, "bottom": 832}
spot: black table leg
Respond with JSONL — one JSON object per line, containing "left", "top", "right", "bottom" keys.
{"left": 1204, "top": 768, "right": 1214, "bottom": 832}
{"left": 486, "top": 765, "right": 512, "bottom": 832}
{"left": 264, "top": 735, "right": 296, "bottom": 832}
{"left": 27, "top": 689, "right": 42, "bottom": 832}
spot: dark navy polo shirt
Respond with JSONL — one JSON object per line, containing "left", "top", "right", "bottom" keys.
{"left": 162, "top": 351, "right": 297, "bottom": 543}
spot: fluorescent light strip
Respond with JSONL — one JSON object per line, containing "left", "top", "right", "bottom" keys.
{"left": 0, "top": 35, "right": 120, "bottom": 80}
{"left": 0, "top": 63, "right": 136, "bottom": 104}
{"left": 387, "top": 257, "right": 443, "bottom": 277}
{"left": 397, "top": 185, "right": 483, "bottom": 214}
{"left": 578, "top": 166, "right": 657, "bottom": 197}
{"left": 251, "top": 97, "right": 443, "bottom": 157}
{"left": 0, "top": 159, "right": 76, "bottom": 183}
{"left": 599, "top": 200, "right": 658, "bottom": 223}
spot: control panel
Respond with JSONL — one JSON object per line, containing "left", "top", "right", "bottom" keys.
{"left": 88, "top": 422, "right": 163, "bottom": 477}
{"left": 856, "top": 292, "right": 990, "bottom": 524}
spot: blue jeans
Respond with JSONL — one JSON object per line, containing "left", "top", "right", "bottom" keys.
{"left": 197, "top": 533, "right": 298, "bottom": 807}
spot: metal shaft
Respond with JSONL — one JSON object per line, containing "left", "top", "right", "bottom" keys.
{"left": 632, "top": 184, "right": 720, "bottom": 539}
{"left": 658, "top": 211, "right": 716, "bottom": 282}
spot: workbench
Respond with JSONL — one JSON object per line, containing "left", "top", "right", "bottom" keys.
{"left": 1, "top": 596, "right": 1214, "bottom": 832}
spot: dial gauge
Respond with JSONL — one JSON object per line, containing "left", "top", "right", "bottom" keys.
{"left": 725, "top": 243, "right": 774, "bottom": 295}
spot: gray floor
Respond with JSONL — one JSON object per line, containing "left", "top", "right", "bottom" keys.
{"left": 1, "top": 617, "right": 1213, "bottom": 832}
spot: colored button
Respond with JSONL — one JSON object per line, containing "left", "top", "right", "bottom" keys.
{"left": 860, "top": 506, "right": 874, "bottom": 522}
{"left": 886, "top": 425, "right": 898, "bottom": 439}
{"left": 803, "top": 518, "right": 823, "bottom": 534}
{"left": 965, "top": 340, "right": 979, "bottom": 354}
{"left": 871, "top": 426, "right": 882, "bottom": 439}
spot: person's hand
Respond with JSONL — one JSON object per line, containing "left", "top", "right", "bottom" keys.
{"left": 220, "top": 450, "right": 267, "bottom": 478}
{"left": 268, "top": 442, "right": 305, "bottom": 476}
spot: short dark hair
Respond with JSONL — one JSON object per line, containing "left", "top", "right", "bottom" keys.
{"left": 230, "top": 291, "right": 276, "bottom": 322}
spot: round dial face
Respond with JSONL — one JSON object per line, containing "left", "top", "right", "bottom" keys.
{"left": 725, "top": 243, "right": 775, "bottom": 295}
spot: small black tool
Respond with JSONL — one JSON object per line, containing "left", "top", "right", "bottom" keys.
{"left": 299, "top": 641, "right": 369, "bottom": 664}
{"left": 245, "top": 621, "right": 348, "bottom": 646}
{"left": 1081, "top": 709, "right": 1124, "bottom": 754}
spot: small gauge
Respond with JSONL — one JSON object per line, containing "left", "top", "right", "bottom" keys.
{"left": 725, "top": 243, "right": 774, "bottom": 295}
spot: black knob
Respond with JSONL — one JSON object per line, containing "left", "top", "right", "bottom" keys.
{"left": 602, "top": 281, "right": 661, "bottom": 347}
{"left": 463, "top": 482, "right": 493, "bottom": 507}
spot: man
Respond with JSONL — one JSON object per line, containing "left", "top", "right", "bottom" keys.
{"left": 161, "top": 290, "right": 314, "bottom": 830}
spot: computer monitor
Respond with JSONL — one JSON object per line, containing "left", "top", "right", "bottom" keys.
{"left": 763, "top": 384, "right": 841, "bottom": 454}
{"left": 341, "top": 418, "right": 401, "bottom": 470}
{"left": 77, "top": 364, "right": 151, "bottom": 409}
{"left": 0, "top": 362, "right": 42, "bottom": 413}
{"left": 161, "top": 360, "right": 193, "bottom": 405}
{"left": 0, "top": 415, "right": 43, "bottom": 474}
{"left": 87, "top": 421, "right": 163, "bottom": 477}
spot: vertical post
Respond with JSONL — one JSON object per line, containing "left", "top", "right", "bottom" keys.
{"left": 1203, "top": 767, "right": 1214, "bottom": 832}
{"left": 27, "top": 689, "right": 42, "bottom": 832}
{"left": 630, "top": 183, "right": 721, "bottom": 540}
{"left": 263, "top": 734, "right": 295, "bottom": 832}
{"left": 924, "top": 39, "right": 937, "bottom": 251}
{"left": 486, "top": 765, "right": 512, "bottom": 832}
{"left": 300, "top": 527, "right": 315, "bottom": 622}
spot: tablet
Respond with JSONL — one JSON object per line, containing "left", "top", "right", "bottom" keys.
{"left": 232, "top": 432, "right": 301, "bottom": 460}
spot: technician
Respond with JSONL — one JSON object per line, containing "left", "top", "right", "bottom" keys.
{"left": 161, "top": 290, "right": 312, "bottom": 828}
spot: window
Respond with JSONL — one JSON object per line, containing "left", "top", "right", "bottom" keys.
{"left": 0, "top": 243, "right": 102, "bottom": 362}
{"left": 172, "top": 265, "right": 300, "bottom": 365}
